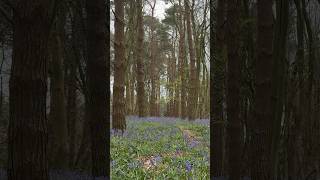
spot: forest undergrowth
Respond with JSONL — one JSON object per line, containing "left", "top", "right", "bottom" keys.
{"left": 111, "top": 116, "right": 210, "bottom": 179}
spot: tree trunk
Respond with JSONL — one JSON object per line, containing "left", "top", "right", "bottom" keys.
{"left": 288, "top": 1, "right": 305, "bottom": 178}
{"left": 8, "top": 0, "right": 51, "bottom": 179}
{"left": 226, "top": 0, "right": 242, "bottom": 179}
{"left": 49, "top": 29, "right": 69, "bottom": 170}
{"left": 67, "top": 27, "right": 78, "bottom": 167}
{"left": 48, "top": 4, "right": 69, "bottom": 169}
{"left": 136, "top": 0, "right": 145, "bottom": 117}
{"left": 301, "top": 0, "right": 317, "bottom": 175}
{"left": 86, "top": 0, "right": 108, "bottom": 176}
{"left": 178, "top": 0, "right": 187, "bottom": 119}
{"left": 112, "top": 0, "right": 126, "bottom": 130}
{"left": 185, "top": 0, "right": 197, "bottom": 121}
{"left": 250, "top": 0, "right": 274, "bottom": 179}
{"left": 66, "top": 60, "right": 77, "bottom": 167}
{"left": 212, "top": 0, "right": 226, "bottom": 176}
{"left": 149, "top": 1, "right": 157, "bottom": 117}
{"left": 270, "top": 0, "right": 289, "bottom": 178}
{"left": 173, "top": 40, "right": 179, "bottom": 117}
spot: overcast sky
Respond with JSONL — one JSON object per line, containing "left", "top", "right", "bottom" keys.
{"left": 146, "top": 0, "right": 171, "bottom": 20}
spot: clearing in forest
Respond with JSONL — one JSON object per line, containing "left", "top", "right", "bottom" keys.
{"left": 111, "top": 117, "right": 210, "bottom": 179}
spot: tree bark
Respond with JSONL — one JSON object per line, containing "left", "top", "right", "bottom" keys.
{"left": 250, "top": 0, "right": 274, "bottom": 179}
{"left": 226, "top": 0, "right": 242, "bottom": 179}
{"left": 148, "top": 0, "right": 157, "bottom": 117}
{"left": 212, "top": 0, "right": 226, "bottom": 177}
{"left": 178, "top": 0, "right": 187, "bottom": 119}
{"left": 185, "top": 0, "right": 197, "bottom": 121}
{"left": 8, "top": 0, "right": 51, "bottom": 179}
{"left": 67, "top": 19, "right": 78, "bottom": 167}
{"left": 48, "top": 4, "right": 69, "bottom": 169}
{"left": 136, "top": 0, "right": 145, "bottom": 117}
{"left": 270, "top": 0, "right": 289, "bottom": 178}
{"left": 288, "top": 1, "right": 305, "bottom": 178}
{"left": 86, "top": 0, "right": 108, "bottom": 176}
{"left": 301, "top": 0, "right": 317, "bottom": 175}
{"left": 112, "top": 0, "right": 126, "bottom": 131}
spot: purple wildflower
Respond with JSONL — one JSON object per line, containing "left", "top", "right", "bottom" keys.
{"left": 111, "top": 160, "right": 116, "bottom": 167}
{"left": 188, "top": 140, "right": 199, "bottom": 148}
{"left": 185, "top": 160, "right": 192, "bottom": 172}
{"left": 128, "top": 162, "right": 137, "bottom": 169}
{"left": 154, "top": 155, "right": 162, "bottom": 163}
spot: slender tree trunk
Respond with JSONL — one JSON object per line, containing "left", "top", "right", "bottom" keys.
{"left": 250, "top": 0, "right": 274, "bottom": 179}
{"left": 210, "top": 0, "right": 226, "bottom": 177}
{"left": 173, "top": 41, "right": 179, "bottom": 117}
{"left": 112, "top": 0, "right": 126, "bottom": 130}
{"left": 270, "top": 0, "right": 289, "bottom": 178}
{"left": 301, "top": 0, "right": 317, "bottom": 175}
{"left": 125, "top": 75, "right": 131, "bottom": 114}
{"left": 130, "top": 71, "right": 135, "bottom": 115}
{"left": 136, "top": 0, "right": 145, "bottom": 117}
{"left": 226, "top": 0, "right": 242, "bottom": 179}
{"left": 148, "top": 0, "right": 157, "bottom": 116}
{"left": 0, "top": 43, "right": 3, "bottom": 120}
{"left": 171, "top": 39, "right": 178, "bottom": 117}
{"left": 0, "top": 76, "right": 2, "bottom": 121}
{"left": 8, "top": 0, "right": 51, "bottom": 179}
{"left": 67, "top": 23, "right": 78, "bottom": 167}
{"left": 178, "top": 0, "right": 187, "bottom": 119}
{"left": 212, "top": 0, "right": 226, "bottom": 177}
{"left": 49, "top": 21, "right": 69, "bottom": 169}
{"left": 191, "top": 0, "right": 200, "bottom": 119}
{"left": 66, "top": 59, "right": 77, "bottom": 167}
{"left": 185, "top": 0, "right": 197, "bottom": 121}
{"left": 86, "top": 0, "right": 108, "bottom": 176}
{"left": 288, "top": 1, "right": 305, "bottom": 178}
{"left": 74, "top": 98, "right": 91, "bottom": 170}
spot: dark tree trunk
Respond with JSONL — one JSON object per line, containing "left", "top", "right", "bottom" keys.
{"left": 8, "top": 0, "right": 51, "bottom": 179}
{"left": 288, "top": 1, "right": 305, "bottom": 178}
{"left": 48, "top": 5, "right": 69, "bottom": 169}
{"left": 212, "top": 0, "right": 226, "bottom": 177}
{"left": 136, "top": 0, "right": 145, "bottom": 117}
{"left": 67, "top": 32, "right": 78, "bottom": 167}
{"left": 250, "top": 0, "right": 274, "bottom": 179}
{"left": 301, "top": 0, "right": 317, "bottom": 175}
{"left": 86, "top": 0, "right": 108, "bottom": 176}
{"left": 226, "top": 0, "right": 242, "bottom": 179}
{"left": 270, "top": 0, "right": 289, "bottom": 178}
{"left": 112, "top": 0, "right": 126, "bottom": 130}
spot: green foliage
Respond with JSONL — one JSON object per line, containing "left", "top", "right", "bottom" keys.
{"left": 162, "top": 4, "right": 178, "bottom": 27}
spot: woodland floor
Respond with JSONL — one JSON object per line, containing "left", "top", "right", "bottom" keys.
{"left": 111, "top": 116, "right": 210, "bottom": 179}
{"left": 0, "top": 117, "right": 210, "bottom": 179}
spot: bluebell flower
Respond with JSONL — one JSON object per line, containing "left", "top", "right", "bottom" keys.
{"left": 123, "top": 131, "right": 128, "bottom": 137}
{"left": 189, "top": 140, "right": 199, "bottom": 148}
{"left": 154, "top": 155, "right": 162, "bottom": 163}
{"left": 111, "top": 160, "right": 116, "bottom": 167}
{"left": 185, "top": 160, "right": 192, "bottom": 172}
{"left": 128, "top": 162, "right": 137, "bottom": 169}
